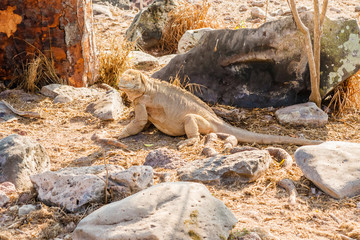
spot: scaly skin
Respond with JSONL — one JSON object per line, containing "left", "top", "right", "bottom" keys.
{"left": 118, "top": 69, "right": 322, "bottom": 148}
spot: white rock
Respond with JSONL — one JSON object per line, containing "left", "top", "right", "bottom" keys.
{"left": 40, "top": 84, "right": 99, "bottom": 102}
{"left": 31, "top": 165, "right": 124, "bottom": 212}
{"left": 0, "top": 134, "right": 50, "bottom": 191}
{"left": 178, "top": 28, "right": 214, "bottom": 54}
{"left": 18, "top": 204, "right": 37, "bottom": 216}
{"left": 295, "top": 141, "right": 360, "bottom": 199}
{"left": 275, "top": 102, "right": 328, "bottom": 127}
{"left": 73, "top": 182, "right": 237, "bottom": 240}
{"left": 86, "top": 87, "right": 125, "bottom": 121}
{"left": 31, "top": 165, "right": 153, "bottom": 212}
{"left": 129, "top": 51, "right": 159, "bottom": 70}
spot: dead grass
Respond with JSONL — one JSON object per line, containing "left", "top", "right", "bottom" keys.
{"left": 327, "top": 70, "right": 360, "bottom": 116}
{"left": 97, "top": 37, "right": 134, "bottom": 88}
{"left": 169, "top": 71, "right": 203, "bottom": 95}
{"left": 10, "top": 53, "right": 63, "bottom": 93}
{"left": 158, "top": 0, "right": 220, "bottom": 54}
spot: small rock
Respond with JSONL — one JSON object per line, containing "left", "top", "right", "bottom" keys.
{"left": 275, "top": 102, "right": 328, "bottom": 127}
{"left": 0, "top": 182, "right": 16, "bottom": 195}
{"left": 9, "top": 205, "right": 19, "bottom": 212}
{"left": 86, "top": 87, "right": 125, "bottom": 121}
{"left": 250, "top": 0, "right": 265, "bottom": 7}
{"left": 0, "top": 134, "right": 50, "bottom": 191}
{"left": 53, "top": 94, "right": 73, "bottom": 103}
{"left": 297, "top": 6, "right": 309, "bottom": 13}
{"left": 18, "top": 204, "right": 37, "bottom": 216}
{"left": 251, "top": 7, "right": 266, "bottom": 19}
{"left": 242, "top": 232, "right": 262, "bottom": 240}
{"left": 129, "top": 51, "right": 159, "bottom": 70}
{"left": 239, "top": 5, "right": 248, "bottom": 12}
{"left": 144, "top": 148, "right": 185, "bottom": 169}
{"left": 0, "top": 182, "right": 17, "bottom": 207}
{"left": 0, "top": 192, "right": 9, "bottom": 207}
{"left": 355, "top": 6, "right": 360, "bottom": 12}
{"left": 270, "top": 9, "right": 283, "bottom": 16}
{"left": 357, "top": 202, "right": 360, "bottom": 209}
{"left": 295, "top": 141, "right": 360, "bottom": 199}
{"left": 73, "top": 182, "right": 237, "bottom": 240}
{"left": 108, "top": 166, "right": 154, "bottom": 201}
{"left": 178, "top": 150, "right": 271, "bottom": 184}
{"left": 329, "top": 7, "right": 341, "bottom": 13}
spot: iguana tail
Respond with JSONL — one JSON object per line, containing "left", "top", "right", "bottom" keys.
{"left": 215, "top": 122, "right": 322, "bottom": 145}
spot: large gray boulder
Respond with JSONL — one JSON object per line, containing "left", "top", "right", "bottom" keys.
{"left": 178, "top": 150, "right": 272, "bottom": 184}
{"left": 0, "top": 134, "right": 50, "bottom": 191}
{"left": 295, "top": 141, "right": 360, "bottom": 199}
{"left": 31, "top": 165, "right": 153, "bottom": 212}
{"left": 73, "top": 182, "right": 237, "bottom": 240}
{"left": 125, "top": 0, "right": 177, "bottom": 50}
{"left": 153, "top": 12, "right": 360, "bottom": 108}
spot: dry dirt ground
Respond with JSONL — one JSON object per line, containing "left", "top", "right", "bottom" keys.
{"left": 1, "top": 0, "right": 360, "bottom": 240}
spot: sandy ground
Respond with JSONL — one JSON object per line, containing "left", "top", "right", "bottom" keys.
{"left": 1, "top": 0, "right": 360, "bottom": 239}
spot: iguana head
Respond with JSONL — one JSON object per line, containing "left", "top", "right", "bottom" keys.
{"left": 118, "top": 69, "right": 146, "bottom": 100}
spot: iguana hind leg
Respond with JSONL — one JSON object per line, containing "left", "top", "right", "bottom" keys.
{"left": 177, "top": 114, "right": 212, "bottom": 149}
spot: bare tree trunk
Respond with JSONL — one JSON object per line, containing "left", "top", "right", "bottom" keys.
{"left": 287, "top": 0, "right": 328, "bottom": 107}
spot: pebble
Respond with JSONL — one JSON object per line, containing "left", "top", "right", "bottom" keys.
{"left": 329, "top": 7, "right": 341, "bottom": 13}
{"left": 355, "top": 6, "right": 360, "bottom": 12}
{"left": 251, "top": 0, "right": 265, "bottom": 7}
{"left": 251, "top": 7, "right": 266, "bottom": 19}
{"left": 18, "top": 204, "right": 37, "bottom": 216}
{"left": 239, "top": 5, "right": 248, "bottom": 12}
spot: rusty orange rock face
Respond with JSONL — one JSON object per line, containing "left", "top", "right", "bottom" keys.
{"left": 0, "top": 0, "right": 97, "bottom": 87}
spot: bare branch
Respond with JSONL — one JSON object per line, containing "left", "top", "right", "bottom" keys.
{"left": 287, "top": 0, "right": 309, "bottom": 34}
{"left": 320, "top": 0, "right": 329, "bottom": 27}
{"left": 288, "top": 0, "right": 320, "bottom": 106}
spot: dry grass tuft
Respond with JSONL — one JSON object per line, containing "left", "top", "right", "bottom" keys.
{"left": 97, "top": 37, "right": 134, "bottom": 88}
{"left": 327, "top": 70, "right": 360, "bottom": 116}
{"left": 10, "top": 53, "right": 63, "bottom": 93}
{"left": 169, "top": 73, "right": 203, "bottom": 95}
{"left": 158, "top": 0, "right": 220, "bottom": 54}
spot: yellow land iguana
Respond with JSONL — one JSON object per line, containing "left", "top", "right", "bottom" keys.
{"left": 117, "top": 69, "right": 322, "bottom": 148}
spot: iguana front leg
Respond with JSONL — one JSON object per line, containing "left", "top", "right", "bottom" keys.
{"left": 177, "top": 114, "right": 211, "bottom": 149}
{"left": 118, "top": 102, "right": 148, "bottom": 139}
